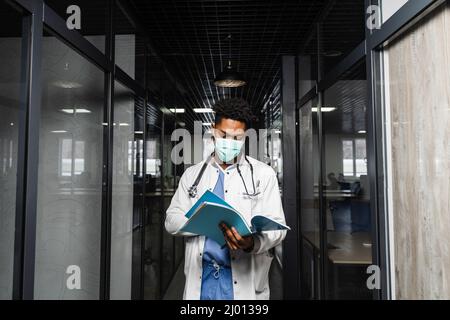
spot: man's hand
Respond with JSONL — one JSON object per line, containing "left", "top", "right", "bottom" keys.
{"left": 219, "top": 222, "right": 254, "bottom": 252}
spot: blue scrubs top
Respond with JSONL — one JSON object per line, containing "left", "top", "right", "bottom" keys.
{"left": 200, "top": 169, "right": 234, "bottom": 300}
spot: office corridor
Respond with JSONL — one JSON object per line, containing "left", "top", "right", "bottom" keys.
{"left": 0, "top": 0, "right": 449, "bottom": 301}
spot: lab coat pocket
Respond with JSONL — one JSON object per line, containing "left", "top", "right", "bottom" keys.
{"left": 231, "top": 191, "right": 253, "bottom": 220}
{"left": 250, "top": 187, "right": 264, "bottom": 214}
{"left": 254, "top": 251, "right": 274, "bottom": 294}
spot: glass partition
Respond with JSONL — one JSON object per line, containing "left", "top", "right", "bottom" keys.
{"left": 322, "top": 61, "right": 373, "bottom": 299}
{"left": 161, "top": 115, "right": 176, "bottom": 295}
{"left": 0, "top": 0, "right": 24, "bottom": 299}
{"left": 143, "top": 104, "right": 163, "bottom": 300}
{"left": 110, "top": 81, "right": 141, "bottom": 299}
{"left": 34, "top": 33, "right": 105, "bottom": 299}
{"left": 298, "top": 98, "right": 321, "bottom": 299}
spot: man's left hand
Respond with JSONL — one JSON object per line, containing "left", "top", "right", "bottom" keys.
{"left": 220, "top": 222, "right": 254, "bottom": 252}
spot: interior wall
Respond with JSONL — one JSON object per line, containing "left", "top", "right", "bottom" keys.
{"left": 385, "top": 2, "right": 450, "bottom": 299}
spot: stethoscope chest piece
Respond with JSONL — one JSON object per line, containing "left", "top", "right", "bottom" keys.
{"left": 188, "top": 186, "right": 198, "bottom": 199}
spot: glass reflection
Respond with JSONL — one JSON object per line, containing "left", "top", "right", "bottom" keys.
{"left": 322, "top": 62, "right": 372, "bottom": 299}
{"left": 161, "top": 116, "right": 176, "bottom": 294}
{"left": 110, "top": 81, "right": 139, "bottom": 299}
{"left": 299, "top": 99, "right": 321, "bottom": 299}
{"left": 0, "top": 0, "right": 23, "bottom": 299}
{"left": 143, "top": 104, "right": 163, "bottom": 299}
{"left": 34, "top": 35, "right": 104, "bottom": 299}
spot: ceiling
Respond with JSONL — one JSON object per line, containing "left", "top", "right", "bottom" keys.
{"left": 7, "top": 0, "right": 365, "bottom": 128}
{"left": 129, "top": 0, "right": 365, "bottom": 126}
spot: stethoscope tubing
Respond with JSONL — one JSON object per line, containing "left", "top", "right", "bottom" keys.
{"left": 188, "top": 154, "right": 258, "bottom": 198}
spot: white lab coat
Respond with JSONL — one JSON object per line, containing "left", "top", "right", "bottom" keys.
{"left": 165, "top": 155, "right": 287, "bottom": 300}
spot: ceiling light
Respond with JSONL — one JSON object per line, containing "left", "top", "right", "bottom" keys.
{"left": 358, "top": 130, "right": 367, "bottom": 134}
{"left": 178, "top": 122, "right": 186, "bottom": 127}
{"left": 194, "top": 108, "right": 214, "bottom": 113}
{"left": 312, "top": 107, "right": 336, "bottom": 113}
{"left": 214, "top": 61, "right": 246, "bottom": 88}
{"left": 169, "top": 108, "right": 185, "bottom": 113}
{"left": 135, "top": 131, "right": 143, "bottom": 134}
{"left": 51, "top": 130, "right": 67, "bottom": 133}
{"left": 323, "top": 50, "right": 343, "bottom": 57}
{"left": 10, "top": 123, "right": 14, "bottom": 126}
{"left": 61, "top": 108, "right": 92, "bottom": 114}
{"left": 52, "top": 80, "right": 83, "bottom": 89}
{"left": 119, "top": 123, "right": 130, "bottom": 126}
{"left": 202, "top": 123, "right": 212, "bottom": 126}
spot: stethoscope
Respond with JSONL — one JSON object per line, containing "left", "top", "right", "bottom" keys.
{"left": 188, "top": 153, "right": 260, "bottom": 199}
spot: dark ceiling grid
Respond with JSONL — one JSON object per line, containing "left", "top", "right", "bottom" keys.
{"left": 244, "top": 0, "right": 275, "bottom": 106}
{"left": 185, "top": 0, "right": 217, "bottom": 124}
{"left": 235, "top": 2, "right": 245, "bottom": 100}
{"left": 158, "top": 0, "right": 210, "bottom": 124}
{"left": 201, "top": 0, "right": 221, "bottom": 113}
{"left": 168, "top": 0, "right": 217, "bottom": 125}
{"left": 159, "top": 1, "right": 204, "bottom": 114}
{"left": 244, "top": 0, "right": 323, "bottom": 110}
{"left": 141, "top": 1, "right": 276, "bottom": 123}
{"left": 129, "top": 0, "right": 364, "bottom": 127}
{"left": 178, "top": 0, "right": 213, "bottom": 114}
{"left": 214, "top": 1, "right": 224, "bottom": 102}
{"left": 249, "top": 0, "right": 297, "bottom": 111}
{"left": 250, "top": 0, "right": 301, "bottom": 110}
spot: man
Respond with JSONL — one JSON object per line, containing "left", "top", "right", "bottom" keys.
{"left": 165, "top": 98, "right": 287, "bottom": 300}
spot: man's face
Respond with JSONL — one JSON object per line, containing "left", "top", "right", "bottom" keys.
{"left": 212, "top": 118, "right": 246, "bottom": 141}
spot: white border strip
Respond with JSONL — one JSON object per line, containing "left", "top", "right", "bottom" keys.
{"left": 381, "top": 49, "right": 396, "bottom": 300}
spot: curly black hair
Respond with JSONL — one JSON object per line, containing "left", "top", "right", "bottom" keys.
{"left": 213, "top": 98, "right": 257, "bottom": 128}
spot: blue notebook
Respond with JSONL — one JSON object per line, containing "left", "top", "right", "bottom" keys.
{"left": 179, "top": 190, "right": 290, "bottom": 246}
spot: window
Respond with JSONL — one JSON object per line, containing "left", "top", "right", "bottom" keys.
{"left": 342, "top": 139, "right": 355, "bottom": 176}
{"left": 146, "top": 139, "right": 161, "bottom": 177}
{"left": 60, "top": 139, "right": 85, "bottom": 177}
{"left": 342, "top": 138, "right": 367, "bottom": 177}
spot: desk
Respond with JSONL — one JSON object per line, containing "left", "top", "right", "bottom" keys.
{"left": 327, "top": 232, "right": 372, "bottom": 265}
{"left": 303, "top": 231, "right": 372, "bottom": 299}
{"left": 303, "top": 231, "right": 372, "bottom": 265}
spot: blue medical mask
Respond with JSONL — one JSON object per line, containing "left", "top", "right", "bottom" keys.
{"left": 214, "top": 138, "right": 244, "bottom": 163}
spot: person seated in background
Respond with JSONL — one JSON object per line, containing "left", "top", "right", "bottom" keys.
{"left": 327, "top": 172, "right": 339, "bottom": 190}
